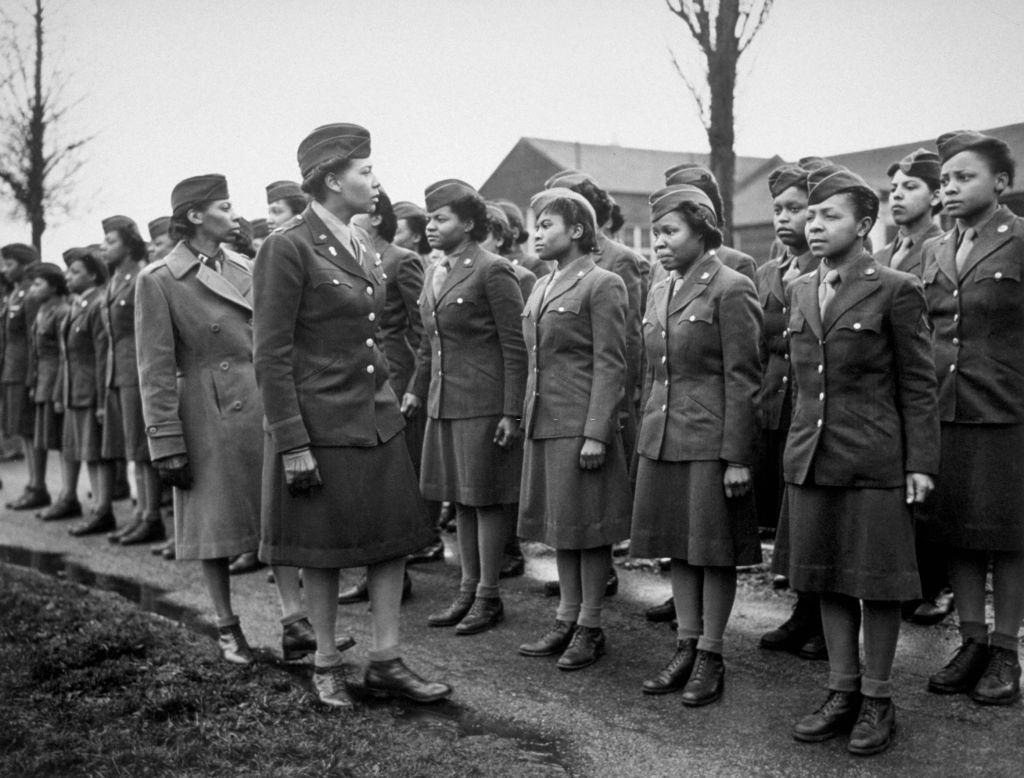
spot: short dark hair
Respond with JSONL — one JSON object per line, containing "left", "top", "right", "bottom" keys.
{"left": 0, "top": 242, "right": 39, "bottom": 265}
{"left": 842, "top": 188, "right": 881, "bottom": 229}
{"left": 608, "top": 200, "right": 625, "bottom": 234}
{"left": 567, "top": 179, "right": 612, "bottom": 228}
{"left": 373, "top": 191, "right": 398, "bottom": 244}
{"left": 539, "top": 198, "right": 599, "bottom": 254}
{"left": 112, "top": 223, "right": 149, "bottom": 262}
{"left": 449, "top": 193, "right": 490, "bottom": 242}
{"left": 689, "top": 179, "right": 724, "bottom": 222}
{"left": 486, "top": 212, "right": 515, "bottom": 257}
{"left": 26, "top": 262, "right": 69, "bottom": 295}
{"left": 400, "top": 213, "right": 430, "bottom": 254}
{"left": 673, "top": 202, "right": 723, "bottom": 250}
{"left": 494, "top": 199, "right": 529, "bottom": 245}
{"left": 279, "top": 194, "right": 308, "bottom": 216}
{"left": 970, "top": 138, "right": 1017, "bottom": 188}
{"left": 301, "top": 156, "right": 354, "bottom": 202}
{"left": 70, "top": 253, "right": 109, "bottom": 285}
{"left": 168, "top": 204, "right": 207, "bottom": 241}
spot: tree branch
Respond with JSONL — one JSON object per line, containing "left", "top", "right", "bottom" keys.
{"left": 667, "top": 45, "right": 709, "bottom": 130}
{"left": 738, "top": 0, "right": 774, "bottom": 53}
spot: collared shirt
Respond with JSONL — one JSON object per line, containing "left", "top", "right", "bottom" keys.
{"left": 311, "top": 200, "right": 357, "bottom": 257}
{"left": 955, "top": 207, "right": 1000, "bottom": 246}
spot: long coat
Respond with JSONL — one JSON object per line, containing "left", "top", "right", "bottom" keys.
{"left": 639, "top": 254, "right": 763, "bottom": 465}
{"left": 755, "top": 250, "right": 819, "bottom": 431}
{"left": 29, "top": 296, "right": 69, "bottom": 404}
{"left": 102, "top": 263, "right": 144, "bottom": 388}
{"left": 59, "top": 286, "right": 108, "bottom": 409}
{"left": 1, "top": 280, "right": 39, "bottom": 386}
{"left": 413, "top": 242, "right": 526, "bottom": 420}
{"left": 521, "top": 257, "right": 628, "bottom": 444}
{"left": 784, "top": 253, "right": 939, "bottom": 487}
{"left": 921, "top": 206, "right": 1024, "bottom": 423}
{"left": 254, "top": 208, "right": 404, "bottom": 453}
{"left": 874, "top": 223, "right": 943, "bottom": 277}
{"left": 374, "top": 236, "right": 426, "bottom": 398}
{"left": 135, "top": 244, "right": 261, "bottom": 559}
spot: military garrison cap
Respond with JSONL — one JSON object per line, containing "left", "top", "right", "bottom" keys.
{"left": 171, "top": 174, "right": 229, "bottom": 216}
{"left": 297, "top": 123, "right": 371, "bottom": 177}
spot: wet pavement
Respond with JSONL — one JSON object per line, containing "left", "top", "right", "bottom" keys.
{"left": 1, "top": 458, "right": 1022, "bottom": 776}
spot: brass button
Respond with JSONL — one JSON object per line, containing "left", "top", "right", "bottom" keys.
{"left": 211, "top": 324, "right": 221, "bottom": 332}
{"left": 232, "top": 401, "right": 242, "bottom": 410}
{"left": 949, "top": 364, "right": 956, "bottom": 373}
{"left": 366, "top": 365, "right": 375, "bottom": 374}
{"left": 853, "top": 323, "right": 861, "bottom": 330}
{"left": 368, "top": 313, "right": 376, "bottom": 322}
{"left": 952, "top": 337, "right": 960, "bottom": 345}
{"left": 332, "top": 279, "right": 340, "bottom": 286}
{"left": 365, "top": 338, "right": 373, "bottom": 348}
{"left": 365, "top": 286, "right": 373, "bottom": 295}
{"left": 220, "top": 362, "right": 229, "bottom": 371}
{"left": 816, "top": 419, "right": 823, "bottom": 427}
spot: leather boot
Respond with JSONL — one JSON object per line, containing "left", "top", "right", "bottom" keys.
{"left": 499, "top": 552, "right": 525, "bottom": 578}
{"left": 120, "top": 517, "right": 166, "bottom": 545}
{"left": 927, "top": 638, "right": 989, "bottom": 694}
{"left": 407, "top": 539, "right": 444, "bottom": 565}
{"left": 760, "top": 594, "right": 819, "bottom": 654}
{"left": 910, "top": 589, "right": 955, "bottom": 626}
{"left": 680, "top": 650, "right": 725, "bottom": 707}
{"left": 645, "top": 598, "right": 675, "bottom": 623}
{"left": 37, "top": 497, "right": 82, "bottom": 521}
{"left": 797, "top": 633, "right": 829, "bottom": 661}
{"left": 427, "top": 592, "right": 474, "bottom": 627}
{"left": 8, "top": 486, "right": 51, "bottom": 510}
{"left": 69, "top": 510, "right": 116, "bottom": 537}
{"left": 313, "top": 664, "right": 354, "bottom": 709}
{"left": 455, "top": 597, "right": 504, "bottom": 635}
{"left": 108, "top": 515, "right": 142, "bottom": 543}
{"left": 364, "top": 658, "right": 452, "bottom": 703}
{"left": 227, "top": 551, "right": 262, "bottom": 574}
{"left": 518, "top": 620, "right": 576, "bottom": 657}
{"left": 793, "top": 689, "right": 862, "bottom": 742}
{"left": 642, "top": 638, "right": 698, "bottom": 694}
{"left": 970, "top": 646, "right": 1021, "bottom": 706}
{"left": 557, "top": 626, "right": 606, "bottom": 671}
{"left": 847, "top": 696, "right": 896, "bottom": 756}
{"left": 217, "top": 623, "right": 255, "bottom": 665}
{"left": 281, "top": 617, "right": 355, "bottom": 662}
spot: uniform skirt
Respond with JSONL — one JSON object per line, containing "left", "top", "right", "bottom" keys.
{"left": 421, "top": 415, "right": 523, "bottom": 506}
{"left": 921, "top": 422, "right": 1024, "bottom": 551}
{"left": 780, "top": 483, "right": 919, "bottom": 601}
{"left": 518, "top": 434, "right": 632, "bottom": 549}
{"left": 259, "top": 431, "right": 435, "bottom": 569}
{"left": 2, "top": 383, "right": 33, "bottom": 438}
{"left": 630, "top": 457, "right": 761, "bottom": 567}
{"left": 33, "top": 402, "right": 62, "bottom": 451}
{"left": 101, "top": 386, "right": 150, "bottom": 462}
{"left": 62, "top": 407, "right": 102, "bottom": 462}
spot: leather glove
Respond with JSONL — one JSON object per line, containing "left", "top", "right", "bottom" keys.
{"left": 155, "top": 454, "right": 193, "bottom": 490}
{"left": 282, "top": 446, "right": 322, "bottom": 498}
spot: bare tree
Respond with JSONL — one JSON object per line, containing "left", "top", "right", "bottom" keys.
{"left": 665, "top": 0, "right": 774, "bottom": 235}
{"left": 0, "top": 0, "right": 91, "bottom": 252}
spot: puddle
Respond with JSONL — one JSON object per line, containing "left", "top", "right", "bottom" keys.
{"left": 0, "top": 543, "right": 574, "bottom": 773}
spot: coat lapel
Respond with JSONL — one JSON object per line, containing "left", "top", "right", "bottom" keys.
{"left": 667, "top": 254, "right": 719, "bottom": 318}
{"left": 435, "top": 243, "right": 480, "bottom": 306}
{"left": 959, "top": 206, "right": 1016, "bottom": 280}
{"left": 822, "top": 253, "right": 881, "bottom": 333}
{"left": 933, "top": 229, "right": 958, "bottom": 284}
{"left": 166, "top": 244, "right": 252, "bottom": 312}
{"left": 303, "top": 207, "right": 370, "bottom": 283}
{"left": 794, "top": 271, "right": 823, "bottom": 340}
{"left": 648, "top": 279, "right": 669, "bottom": 329}
{"left": 539, "top": 256, "right": 593, "bottom": 315}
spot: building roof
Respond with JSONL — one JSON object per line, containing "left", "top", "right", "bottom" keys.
{"left": 497, "top": 137, "right": 779, "bottom": 196}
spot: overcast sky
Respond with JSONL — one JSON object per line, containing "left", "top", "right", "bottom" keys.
{"left": 4, "top": 0, "right": 1024, "bottom": 255}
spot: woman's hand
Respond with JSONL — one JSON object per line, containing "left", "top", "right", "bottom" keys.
{"left": 400, "top": 392, "right": 422, "bottom": 418}
{"left": 723, "top": 464, "right": 752, "bottom": 498}
{"left": 579, "top": 438, "right": 606, "bottom": 470}
{"left": 282, "top": 446, "right": 322, "bottom": 498}
{"left": 155, "top": 454, "right": 193, "bottom": 490}
{"left": 54, "top": 401, "right": 64, "bottom": 415}
{"left": 96, "top": 407, "right": 105, "bottom": 425}
{"left": 905, "top": 472, "right": 934, "bottom": 505}
{"left": 493, "top": 416, "right": 521, "bottom": 449}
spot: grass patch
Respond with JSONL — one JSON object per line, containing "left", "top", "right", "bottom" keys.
{"left": 0, "top": 564, "right": 567, "bottom": 777}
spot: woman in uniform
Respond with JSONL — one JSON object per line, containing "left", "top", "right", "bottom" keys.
{"left": 516, "top": 188, "right": 630, "bottom": 670}
{"left": 630, "top": 185, "right": 762, "bottom": 706}
{"left": 412, "top": 178, "right": 527, "bottom": 636}
{"left": 265, "top": 180, "right": 307, "bottom": 230}
{"left": 58, "top": 251, "right": 114, "bottom": 531}
{"left": 493, "top": 198, "right": 551, "bottom": 279}
{"left": 255, "top": 124, "right": 449, "bottom": 708}
{"left": 95, "top": 216, "right": 164, "bottom": 544}
{"left": 784, "top": 165, "right": 937, "bottom": 755}
{"left": 484, "top": 202, "right": 537, "bottom": 301}
{"left": 922, "top": 131, "right": 1024, "bottom": 706}
{"left": 392, "top": 201, "right": 432, "bottom": 259}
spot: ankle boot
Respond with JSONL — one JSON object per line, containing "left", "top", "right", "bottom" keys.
{"left": 642, "top": 638, "right": 698, "bottom": 694}
{"left": 970, "top": 646, "right": 1021, "bottom": 706}
{"left": 455, "top": 597, "right": 504, "bottom": 635}
{"left": 847, "top": 696, "right": 896, "bottom": 756}
{"left": 928, "top": 638, "right": 989, "bottom": 694}
{"left": 519, "top": 620, "right": 576, "bottom": 657}
{"left": 557, "top": 626, "right": 606, "bottom": 671}
{"left": 427, "top": 592, "right": 474, "bottom": 627}
{"left": 793, "top": 689, "right": 861, "bottom": 742}
{"left": 217, "top": 623, "right": 255, "bottom": 665}
{"left": 680, "top": 649, "right": 725, "bottom": 707}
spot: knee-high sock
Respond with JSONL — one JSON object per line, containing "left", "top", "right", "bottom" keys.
{"left": 992, "top": 550, "right": 1024, "bottom": 650}
{"left": 455, "top": 504, "right": 480, "bottom": 594}
{"left": 304, "top": 567, "right": 341, "bottom": 665}
{"left": 367, "top": 556, "right": 405, "bottom": 659}
{"left": 861, "top": 600, "right": 901, "bottom": 698}
{"left": 578, "top": 546, "right": 611, "bottom": 628}
{"left": 671, "top": 559, "right": 703, "bottom": 641}
{"left": 555, "top": 549, "right": 582, "bottom": 624}
{"left": 475, "top": 505, "right": 507, "bottom": 598}
{"left": 699, "top": 566, "right": 737, "bottom": 654}
{"left": 948, "top": 549, "right": 989, "bottom": 641}
{"left": 819, "top": 592, "right": 862, "bottom": 692}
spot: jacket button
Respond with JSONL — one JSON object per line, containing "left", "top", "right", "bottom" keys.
{"left": 532, "top": 346, "right": 536, "bottom": 352}
{"left": 558, "top": 306, "right": 565, "bottom": 312}
{"left": 782, "top": 306, "right": 788, "bottom": 314}
{"left": 365, "top": 286, "right": 373, "bottom": 295}
{"left": 783, "top": 354, "right": 789, "bottom": 361}
{"left": 689, "top": 315, "right": 696, "bottom": 322}
{"left": 148, "top": 426, "right": 157, "bottom": 433}
{"left": 953, "top": 314, "right": 959, "bottom": 323}
{"left": 220, "top": 362, "right": 229, "bottom": 370}
{"left": 782, "top": 330, "right": 789, "bottom": 338}
{"left": 664, "top": 380, "right": 669, "bottom": 387}
{"left": 211, "top": 324, "right": 221, "bottom": 332}
{"left": 366, "top": 365, "right": 375, "bottom": 374}
{"left": 365, "top": 338, "right": 373, "bottom": 348}
{"left": 952, "top": 337, "right": 959, "bottom": 345}
{"left": 995, "top": 271, "right": 1004, "bottom": 280}
{"left": 232, "top": 401, "right": 242, "bottom": 410}
{"left": 952, "top": 289, "right": 958, "bottom": 298}
{"left": 368, "top": 313, "right": 376, "bottom": 322}
{"left": 817, "top": 419, "right": 823, "bottom": 427}
{"left": 457, "top": 297, "right": 464, "bottom": 304}
{"left": 332, "top": 279, "right": 340, "bottom": 285}
{"left": 438, "top": 370, "right": 443, "bottom": 377}
{"left": 660, "top": 355, "right": 666, "bottom": 364}
{"left": 661, "top": 404, "right": 667, "bottom": 412}
{"left": 119, "top": 300, "right": 127, "bottom": 306}
{"left": 819, "top": 392, "right": 825, "bottom": 401}
{"left": 817, "top": 364, "right": 823, "bottom": 373}
{"left": 949, "top": 364, "right": 956, "bottom": 372}
{"left": 853, "top": 323, "right": 861, "bottom": 330}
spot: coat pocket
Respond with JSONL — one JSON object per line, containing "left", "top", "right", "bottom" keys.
{"left": 974, "top": 258, "right": 1021, "bottom": 284}
{"left": 837, "top": 312, "right": 884, "bottom": 334}
{"left": 309, "top": 269, "right": 354, "bottom": 291}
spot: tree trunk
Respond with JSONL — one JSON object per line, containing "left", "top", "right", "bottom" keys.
{"left": 29, "top": 0, "right": 46, "bottom": 252}
{"left": 707, "top": 0, "right": 739, "bottom": 240}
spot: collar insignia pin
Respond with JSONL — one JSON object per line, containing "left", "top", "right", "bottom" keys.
{"left": 328, "top": 246, "right": 337, "bottom": 257}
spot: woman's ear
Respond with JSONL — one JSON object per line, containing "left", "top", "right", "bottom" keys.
{"left": 186, "top": 207, "right": 204, "bottom": 227}
{"left": 856, "top": 216, "right": 875, "bottom": 238}
{"left": 570, "top": 223, "right": 584, "bottom": 241}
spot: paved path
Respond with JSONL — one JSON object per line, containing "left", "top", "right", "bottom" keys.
{"left": 1, "top": 458, "right": 1021, "bottom": 776}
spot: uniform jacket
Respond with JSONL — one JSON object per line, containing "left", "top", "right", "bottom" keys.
{"left": 873, "top": 222, "right": 943, "bottom": 277}
{"left": 254, "top": 207, "right": 404, "bottom": 453}
{"left": 638, "top": 254, "right": 763, "bottom": 464}
{"left": 374, "top": 236, "right": 426, "bottom": 397}
{"left": 784, "top": 252, "right": 939, "bottom": 487}
{"left": 135, "top": 243, "right": 262, "bottom": 531}
{"left": 521, "top": 256, "right": 627, "bottom": 444}
{"left": 102, "top": 262, "right": 144, "bottom": 388}
{"left": 510, "top": 246, "right": 551, "bottom": 278}
{"left": 921, "top": 206, "right": 1024, "bottom": 423}
{"left": 1, "top": 280, "right": 40, "bottom": 386}
{"left": 756, "top": 250, "right": 819, "bottom": 430}
{"left": 649, "top": 245, "right": 757, "bottom": 290}
{"left": 595, "top": 235, "right": 643, "bottom": 401}
{"left": 413, "top": 242, "right": 527, "bottom": 420}
{"left": 59, "top": 286, "right": 108, "bottom": 408}
{"left": 29, "top": 296, "right": 69, "bottom": 403}
{"left": 512, "top": 261, "right": 537, "bottom": 303}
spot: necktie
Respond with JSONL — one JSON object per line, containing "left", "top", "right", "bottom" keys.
{"left": 432, "top": 257, "right": 450, "bottom": 298}
{"left": 818, "top": 268, "right": 840, "bottom": 317}
{"left": 890, "top": 237, "right": 912, "bottom": 270}
{"left": 955, "top": 227, "right": 977, "bottom": 276}
{"left": 782, "top": 256, "right": 802, "bottom": 284}
{"left": 199, "top": 253, "right": 221, "bottom": 273}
